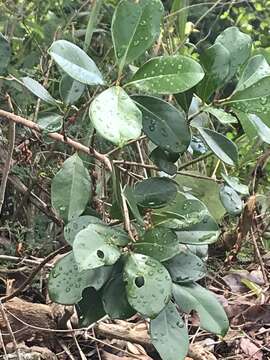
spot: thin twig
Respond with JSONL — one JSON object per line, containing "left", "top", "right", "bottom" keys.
{"left": 251, "top": 228, "right": 268, "bottom": 285}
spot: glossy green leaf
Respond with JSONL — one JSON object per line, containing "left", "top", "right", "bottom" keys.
{"left": 150, "top": 147, "right": 177, "bottom": 176}
{"left": 221, "top": 174, "right": 249, "bottom": 196}
{"left": 73, "top": 223, "right": 128, "bottom": 271}
{"left": 51, "top": 153, "right": 92, "bottom": 222}
{"left": 124, "top": 253, "right": 172, "bottom": 318}
{"left": 123, "top": 186, "right": 144, "bottom": 226}
{"left": 21, "top": 77, "right": 58, "bottom": 105}
{"left": 203, "top": 107, "right": 237, "bottom": 124}
{"left": 134, "top": 177, "right": 178, "bottom": 209}
{"left": 102, "top": 274, "right": 135, "bottom": 319}
{"left": 215, "top": 26, "right": 252, "bottom": 81}
{"left": 174, "top": 89, "right": 193, "bottom": 113}
{"left": 133, "top": 95, "right": 190, "bottom": 153}
{"left": 196, "top": 42, "right": 230, "bottom": 101}
{"left": 197, "top": 127, "right": 238, "bottom": 166}
{"left": 134, "top": 227, "right": 179, "bottom": 262}
{"left": 186, "top": 244, "right": 208, "bottom": 260}
{"left": 77, "top": 287, "right": 105, "bottom": 326}
{"left": 48, "top": 40, "right": 104, "bottom": 85}
{"left": 112, "top": 0, "right": 163, "bottom": 68}
{"left": 0, "top": 32, "right": 11, "bottom": 74}
{"left": 234, "top": 110, "right": 258, "bottom": 140}
{"left": 59, "top": 74, "right": 85, "bottom": 104}
{"left": 37, "top": 113, "right": 63, "bottom": 133}
{"left": 173, "top": 283, "right": 229, "bottom": 336}
{"left": 64, "top": 215, "right": 104, "bottom": 245}
{"left": 89, "top": 86, "right": 142, "bottom": 146}
{"left": 219, "top": 185, "right": 243, "bottom": 216}
{"left": 128, "top": 55, "right": 204, "bottom": 94}
{"left": 245, "top": 114, "right": 270, "bottom": 144}
{"left": 48, "top": 252, "right": 112, "bottom": 305}
{"left": 150, "top": 301, "right": 189, "bottom": 360}
{"left": 164, "top": 247, "right": 206, "bottom": 283}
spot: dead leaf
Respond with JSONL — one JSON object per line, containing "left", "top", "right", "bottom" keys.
{"left": 240, "top": 338, "right": 263, "bottom": 360}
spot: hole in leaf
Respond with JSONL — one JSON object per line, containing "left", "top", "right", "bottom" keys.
{"left": 135, "top": 276, "right": 145, "bottom": 288}
{"left": 97, "top": 250, "right": 104, "bottom": 259}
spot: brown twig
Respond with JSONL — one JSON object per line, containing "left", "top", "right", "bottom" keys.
{"left": 251, "top": 227, "right": 269, "bottom": 285}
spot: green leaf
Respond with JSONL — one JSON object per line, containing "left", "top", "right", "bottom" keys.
{"left": 153, "top": 192, "right": 220, "bottom": 244}
{"left": 215, "top": 26, "right": 252, "bottom": 81}
{"left": 124, "top": 253, "right": 172, "bottom": 318}
{"left": 164, "top": 247, "right": 206, "bottom": 283}
{"left": 21, "top": 77, "right": 58, "bottom": 105}
{"left": 112, "top": 0, "right": 163, "bottom": 69}
{"left": 48, "top": 40, "right": 104, "bottom": 85}
{"left": 244, "top": 114, "right": 270, "bottom": 144}
{"left": 0, "top": 32, "right": 11, "bottom": 74}
{"left": 173, "top": 283, "right": 229, "bottom": 336}
{"left": 196, "top": 127, "right": 238, "bottom": 166}
{"left": 123, "top": 186, "right": 144, "bottom": 226}
{"left": 59, "top": 74, "right": 85, "bottom": 104}
{"left": 64, "top": 215, "right": 104, "bottom": 245}
{"left": 133, "top": 95, "right": 190, "bottom": 153}
{"left": 102, "top": 274, "right": 136, "bottom": 319}
{"left": 150, "top": 301, "right": 189, "bottom": 360}
{"left": 221, "top": 174, "right": 249, "bottom": 196}
{"left": 77, "top": 287, "right": 105, "bottom": 326}
{"left": 89, "top": 86, "right": 142, "bottom": 146}
{"left": 203, "top": 107, "right": 237, "bottom": 124}
{"left": 73, "top": 223, "right": 129, "bottom": 271}
{"left": 150, "top": 147, "right": 177, "bottom": 176}
{"left": 51, "top": 153, "right": 92, "bottom": 222}
{"left": 196, "top": 43, "right": 230, "bottom": 101}
{"left": 134, "top": 177, "right": 178, "bottom": 209}
{"left": 127, "top": 56, "right": 204, "bottom": 94}
{"left": 134, "top": 227, "right": 179, "bottom": 262}
{"left": 48, "top": 252, "right": 112, "bottom": 305}
{"left": 234, "top": 110, "right": 258, "bottom": 140}
{"left": 37, "top": 113, "right": 63, "bottom": 133}
{"left": 174, "top": 89, "right": 193, "bottom": 113}
{"left": 219, "top": 185, "right": 243, "bottom": 216}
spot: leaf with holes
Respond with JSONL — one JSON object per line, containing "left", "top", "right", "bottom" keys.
{"left": 51, "top": 153, "right": 92, "bottom": 222}
{"left": 73, "top": 223, "right": 129, "bottom": 271}
{"left": 150, "top": 147, "right": 178, "bottom": 176}
{"left": 164, "top": 247, "right": 206, "bottom": 283}
{"left": 21, "top": 77, "right": 58, "bottom": 105}
{"left": 124, "top": 253, "right": 172, "bottom": 318}
{"left": 203, "top": 107, "right": 237, "bottom": 124}
{"left": 219, "top": 185, "right": 243, "bottom": 216}
{"left": 221, "top": 174, "right": 249, "bottom": 196}
{"left": 77, "top": 287, "right": 106, "bottom": 326}
{"left": 134, "top": 177, "right": 178, "bottom": 209}
{"left": 37, "top": 113, "right": 63, "bottom": 133}
{"left": 150, "top": 301, "right": 189, "bottom": 360}
{"left": 196, "top": 127, "right": 238, "bottom": 166}
{"left": 59, "top": 74, "right": 85, "bottom": 104}
{"left": 48, "top": 252, "right": 112, "bottom": 305}
{"left": 112, "top": 0, "right": 163, "bottom": 69}
{"left": 0, "top": 32, "right": 10, "bottom": 74}
{"left": 173, "top": 283, "right": 229, "bottom": 336}
{"left": 133, "top": 95, "right": 190, "bottom": 153}
{"left": 127, "top": 56, "right": 204, "bottom": 94}
{"left": 134, "top": 227, "right": 179, "bottom": 262}
{"left": 89, "top": 86, "right": 142, "bottom": 146}
{"left": 48, "top": 40, "right": 104, "bottom": 85}
{"left": 64, "top": 215, "right": 104, "bottom": 246}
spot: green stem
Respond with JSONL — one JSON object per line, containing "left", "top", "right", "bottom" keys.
{"left": 84, "top": 0, "right": 104, "bottom": 52}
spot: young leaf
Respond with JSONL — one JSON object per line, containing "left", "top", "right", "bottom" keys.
{"left": 196, "top": 127, "right": 238, "bottom": 166}
{"left": 221, "top": 174, "right": 249, "bottom": 196}
{"left": 173, "top": 282, "right": 229, "bottom": 336}
{"left": 133, "top": 95, "right": 191, "bottom": 153}
{"left": 89, "top": 86, "right": 142, "bottom": 146}
{"left": 164, "top": 247, "right": 206, "bottom": 283}
{"left": 203, "top": 107, "right": 237, "bottom": 124}
{"left": 0, "top": 32, "right": 11, "bottom": 74}
{"left": 127, "top": 56, "right": 204, "bottom": 94}
{"left": 77, "top": 287, "right": 106, "bottom": 326}
{"left": 124, "top": 253, "right": 172, "bottom": 318}
{"left": 59, "top": 74, "right": 85, "bottom": 104}
{"left": 134, "top": 227, "right": 179, "bottom": 262}
{"left": 21, "top": 77, "right": 58, "bottom": 105}
{"left": 219, "top": 185, "right": 243, "bottom": 216}
{"left": 73, "top": 223, "right": 128, "bottom": 271}
{"left": 51, "top": 153, "right": 92, "bottom": 222}
{"left": 112, "top": 0, "right": 163, "bottom": 69}
{"left": 215, "top": 26, "right": 252, "bottom": 81}
{"left": 37, "top": 113, "right": 63, "bottom": 133}
{"left": 48, "top": 252, "right": 112, "bottom": 305}
{"left": 48, "top": 40, "right": 104, "bottom": 85}
{"left": 150, "top": 147, "right": 178, "bottom": 176}
{"left": 134, "top": 177, "right": 178, "bottom": 209}
{"left": 150, "top": 301, "right": 189, "bottom": 360}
